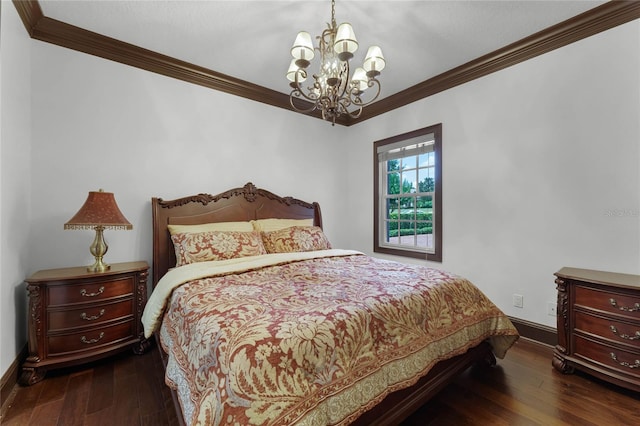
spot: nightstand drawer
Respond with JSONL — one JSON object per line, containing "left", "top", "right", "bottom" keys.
{"left": 575, "top": 311, "right": 640, "bottom": 348}
{"left": 48, "top": 320, "right": 135, "bottom": 355}
{"left": 48, "top": 277, "right": 134, "bottom": 306}
{"left": 574, "top": 335, "right": 640, "bottom": 379}
{"left": 48, "top": 298, "right": 134, "bottom": 331}
{"left": 575, "top": 285, "right": 640, "bottom": 319}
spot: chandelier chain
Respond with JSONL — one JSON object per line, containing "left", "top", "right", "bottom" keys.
{"left": 331, "top": 0, "right": 336, "bottom": 27}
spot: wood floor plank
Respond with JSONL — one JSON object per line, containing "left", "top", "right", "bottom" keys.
{"left": 111, "top": 372, "right": 141, "bottom": 425}
{"left": 136, "top": 347, "right": 166, "bottom": 418}
{"left": 35, "top": 373, "right": 68, "bottom": 407}
{"left": 86, "top": 362, "right": 114, "bottom": 414}
{"left": 28, "top": 399, "right": 64, "bottom": 426}
{"left": 57, "top": 371, "right": 92, "bottom": 426}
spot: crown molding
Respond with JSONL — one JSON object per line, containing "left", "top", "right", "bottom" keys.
{"left": 357, "top": 1, "right": 640, "bottom": 123}
{"left": 12, "top": 0, "right": 640, "bottom": 127}
{"left": 11, "top": 0, "right": 345, "bottom": 125}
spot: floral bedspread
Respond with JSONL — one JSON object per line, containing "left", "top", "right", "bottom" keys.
{"left": 157, "top": 252, "right": 518, "bottom": 426}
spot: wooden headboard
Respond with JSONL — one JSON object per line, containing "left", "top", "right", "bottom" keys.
{"left": 151, "top": 182, "right": 322, "bottom": 287}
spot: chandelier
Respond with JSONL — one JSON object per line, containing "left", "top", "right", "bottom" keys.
{"left": 287, "top": 0, "right": 385, "bottom": 125}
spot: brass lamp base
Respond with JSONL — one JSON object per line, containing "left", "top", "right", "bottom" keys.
{"left": 88, "top": 226, "right": 110, "bottom": 273}
{"left": 87, "top": 258, "right": 110, "bottom": 273}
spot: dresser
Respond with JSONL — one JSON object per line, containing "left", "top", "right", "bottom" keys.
{"left": 553, "top": 267, "right": 640, "bottom": 392}
{"left": 21, "top": 261, "right": 149, "bottom": 385}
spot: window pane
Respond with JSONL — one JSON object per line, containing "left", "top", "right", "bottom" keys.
{"left": 386, "top": 198, "right": 398, "bottom": 216}
{"left": 387, "top": 159, "right": 400, "bottom": 172}
{"left": 418, "top": 151, "right": 436, "bottom": 167}
{"left": 401, "top": 155, "right": 417, "bottom": 170}
{"left": 398, "top": 221, "right": 416, "bottom": 246}
{"left": 387, "top": 172, "right": 400, "bottom": 195}
{"left": 418, "top": 152, "right": 430, "bottom": 168}
{"left": 386, "top": 221, "right": 399, "bottom": 243}
{"left": 416, "top": 221, "right": 433, "bottom": 248}
{"left": 401, "top": 173, "right": 417, "bottom": 194}
{"left": 417, "top": 195, "right": 433, "bottom": 210}
{"left": 416, "top": 196, "right": 433, "bottom": 216}
{"left": 418, "top": 169, "right": 434, "bottom": 192}
{"left": 399, "top": 208, "right": 414, "bottom": 221}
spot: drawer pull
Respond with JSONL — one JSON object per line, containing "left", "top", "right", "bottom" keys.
{"left": 80, "top": 309, "right": 105, "bottom": 321}
{"left": 80, "top": 332, "right": 105, "bottom": 345}
{"left": 608, "top": 298, "right": 640, "bottom": 312}
{"left": 609, "top": 325, "right": 640, "bottom": 340}
{"left": 610, "top": 352, "right": 640, "bottom": 369}
{"left": 80, "top": 286, "right": 105, "bottom": 298}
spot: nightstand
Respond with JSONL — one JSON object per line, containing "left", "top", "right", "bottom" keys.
{"left": 20, "top": 261, "right": 149, "bottom": 385}
{"left": 553, "top": 267, "right": 640, "bottom": 392}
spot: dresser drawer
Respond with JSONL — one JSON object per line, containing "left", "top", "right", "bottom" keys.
{"left": 48, "top": 298, "right": 134, "bottom": 331}
{"left": 47, "top": 320, "right": 135, "bottom": 355}
{"left": 574, "top": 335, "right": 640, "bottom": 380}
{"left": 575, "top": 285, "right": 640, "bottom": 319}
{"left": 48, "top": 277, "right": 134, "bottom": 306}
{"left": 575, "top": 311, "right": 640, "bottom": 349}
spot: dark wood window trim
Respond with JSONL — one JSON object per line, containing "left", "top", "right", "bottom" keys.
{"left": 374, "top": 124, "right": 442, "bottom": 262}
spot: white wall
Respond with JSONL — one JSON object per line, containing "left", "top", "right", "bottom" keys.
{"left": 345, "top": 20, "right": 640, "bottom": 327}
{"left": 1, "top": 1, "right": 32, "bottom": 378}
{"left": 28, "top": 41, "right": 350, "bottom": 273}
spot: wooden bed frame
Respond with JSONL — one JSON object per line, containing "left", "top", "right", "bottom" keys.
{"left": 150, "top": 182, "right": 496, "bottom": 426}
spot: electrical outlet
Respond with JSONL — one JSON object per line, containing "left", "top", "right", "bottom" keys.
{"left": 547, "top": 302, "right": 557, "bottom": 316}
{"left": 513, "top": 294, "right": 524, "bottom": 308}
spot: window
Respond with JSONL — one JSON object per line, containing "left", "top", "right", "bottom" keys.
{"left": 374, "top": 124, "right": 442, "bottom": 261}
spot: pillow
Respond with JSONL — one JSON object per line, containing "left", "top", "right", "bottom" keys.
{"left": 251, "top": 218, "right": 314, "bottom": 232}
{"left": 261, "top": 226, "right": 332, "bottom": 254}
{"left": 168, "top": 221, "right": 253, "bottom": 235}
{"left": 171, "top": 231, "right": 266, "bottom": 266}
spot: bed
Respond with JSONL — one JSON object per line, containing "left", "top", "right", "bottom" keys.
{"left": 143, "top": 182, "right": 519, "bottom": 426}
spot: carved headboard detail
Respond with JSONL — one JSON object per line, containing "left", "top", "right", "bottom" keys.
{"left": 151, "top": 182, "right": 322, "bottom": 287}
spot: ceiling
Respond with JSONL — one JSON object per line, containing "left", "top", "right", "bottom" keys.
{"left": 19, "top": 1, "right": 639, "bottom": 124}
{"left": 39, "top": 0, "right": 607, "bottom": 97}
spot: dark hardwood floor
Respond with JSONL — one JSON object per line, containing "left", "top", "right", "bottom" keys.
{"left": 2, "top": 339, "right": 638, "bottom": 425}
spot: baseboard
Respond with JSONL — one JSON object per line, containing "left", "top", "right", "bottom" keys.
{"left": 0, "top": 344, "right": 27, "bottom": 416}
{"left": 508, "top": 316, "right": 557, "bottom": 347}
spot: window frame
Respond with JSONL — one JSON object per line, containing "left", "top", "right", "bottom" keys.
{"left": 373, "top": 123, "right": 442, "bottom": 262}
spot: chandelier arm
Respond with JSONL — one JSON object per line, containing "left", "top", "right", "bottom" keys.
{"left": 289, "top": 92, "right": 318, "bottom": 113}
{"left": 350, "top": 78, "right": 382, "bottom": 107}
{"left": 346, "top": 105, "right": 363, "bottom": 119}
{"left": 291, "top": 84, "right": 320, "bottom": 103}
{"left": 338, "top": 97, "right": 362, "bottom": 119}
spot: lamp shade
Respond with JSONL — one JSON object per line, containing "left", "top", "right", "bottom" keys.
{"left": 351, "top": 67, "right": 369, "bottom": 92}
{"left": 64, "top": 190, "right": 132, "bottom": 230}
{"left": 363, "top": 45, "right": 386, "bottom": 75}
{"left": 334, "top": 23, "right": 358, "bottom": 60}
{"left": 286, "top": 59, "right": 307, "bottom": 83}
{"left": 291, "top": 31, "right": 315, "bottom": 64}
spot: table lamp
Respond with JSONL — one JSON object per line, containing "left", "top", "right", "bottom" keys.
{"left": 64, "top": 189, "right": 133, "bottom": 272}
